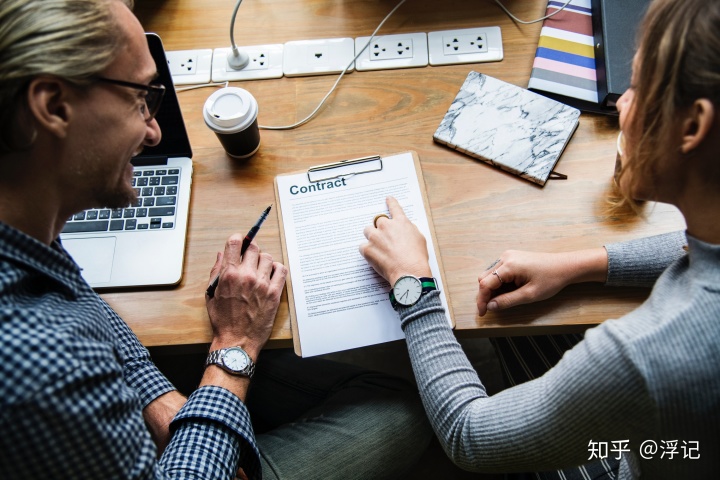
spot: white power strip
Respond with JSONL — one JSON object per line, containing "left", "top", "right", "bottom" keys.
{"left": 354, "top": 33, "right": 428, "bottom": 71}
{"left": 166, "top": 49, "right": 212, "bottom": 85}
{"left": 283, "top": 38, "right": 355, "bottom": 77}
{"left": 167, "top": 26, "right": 503, "bottom": 86}
{"left": 428, "top": 27, "right": 503, "bottom": 66}
{"left": 212, "top": 44, "right": 284, "bottom": 82}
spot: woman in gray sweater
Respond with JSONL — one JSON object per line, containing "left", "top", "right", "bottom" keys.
{"left": 359, "top": 0, "right": 720, "bottom": 478}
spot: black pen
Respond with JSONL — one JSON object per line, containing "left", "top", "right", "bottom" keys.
{"left": 206, "top": 204, "right": 273, "bottom": 298}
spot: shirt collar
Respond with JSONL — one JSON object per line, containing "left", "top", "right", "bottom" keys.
{"left": 684, "top": 232, "right": 720, "bottom": 285}
{"left": 0, "top": 221, "right": 85, "bottom": 298}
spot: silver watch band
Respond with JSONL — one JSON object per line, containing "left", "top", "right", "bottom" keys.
{"left": 205, "top": 348, "right": 256, "bottom": 377}
{"left": 205, "top": 349, "right": 223, "bottom": 367}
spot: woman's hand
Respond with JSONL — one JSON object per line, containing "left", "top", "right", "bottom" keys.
{"left": 359, "top": 196, "right": 432, "bottom": 285}
{"left": 477, "top": 248, "right": 609, "bottom": 316}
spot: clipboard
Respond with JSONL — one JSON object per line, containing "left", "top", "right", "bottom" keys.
{"left": 274, "top": 150, "right": 454, "bottom": 356}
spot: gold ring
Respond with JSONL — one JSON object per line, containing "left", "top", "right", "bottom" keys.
{"left": 373, "top": 214, "right": 390, "bottom": 228}
{"left": 492, "top": 270, "right": 504, "bottom": 284}
{"left": 373, "top": 213, "right": 390, "bottom": 228}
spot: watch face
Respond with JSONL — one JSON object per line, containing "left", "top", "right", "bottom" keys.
{"left": 393, "top": 276, "right": 423, "bottom": 306}
{"left": 222, "top": 347, "right": 250, "bottom": 372}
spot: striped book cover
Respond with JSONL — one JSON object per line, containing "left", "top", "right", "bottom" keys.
{"left": 528, "top": 0, "right": 602, "bottom": 108}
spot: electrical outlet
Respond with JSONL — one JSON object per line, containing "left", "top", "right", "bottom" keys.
{"left": 165, "top": 49, "right": 212, "bottom": 85}
{"left": 169, "top": 54, "right": 197, "bottom": 75}
{"left": 354, "top": 33, "right": 428, "bottom": 71}
{"left": 443, "top": 33, "right": 488, "bottom": 55}
{"left": 211, "top": 44, "right": 284, "bottom": 82}
{"left": 428, "top": 27, "right": 503, "bottom": 66}
{"left": 283, "top": 38, "right": 355, "bottom": 77}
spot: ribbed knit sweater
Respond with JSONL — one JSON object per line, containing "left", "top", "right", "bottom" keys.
{"left": 399, "top": 231, "right": 719, "bottom": 478}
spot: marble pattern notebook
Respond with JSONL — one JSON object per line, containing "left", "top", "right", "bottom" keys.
{"left": 434, "top": 71, "right": 581, "bottom": 186}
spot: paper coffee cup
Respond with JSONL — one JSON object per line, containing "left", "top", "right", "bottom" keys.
{"left": 203, "top": 87, "right": 260, "bottom": 159}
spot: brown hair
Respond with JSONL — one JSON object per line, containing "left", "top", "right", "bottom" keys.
{"left": 613, "top": 0, "right": 720, "bottom": 212}
{"left": 0, "top": 0, "right": 134, "bottom": 153}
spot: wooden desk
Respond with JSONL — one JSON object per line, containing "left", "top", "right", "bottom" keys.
{"left": 106, "top": 0, "right": 685, "bottom": 347}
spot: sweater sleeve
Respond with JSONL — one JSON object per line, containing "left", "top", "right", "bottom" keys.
{"left": 399, "top": 291, "right": 655, "bottom": 473}
{"left": 604, "top": 231, "right": 687, "bottom": 287}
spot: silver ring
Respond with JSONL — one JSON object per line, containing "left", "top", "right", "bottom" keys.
{"left": 492, "top": 270, "right": 504, "bottom": 284}
{"left": 373, "top": 214, "right": 390, "bottom": 228}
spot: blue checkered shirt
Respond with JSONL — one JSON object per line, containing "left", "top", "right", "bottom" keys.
{"left": 0, "top": 221, "right": 260, "bottom": 479}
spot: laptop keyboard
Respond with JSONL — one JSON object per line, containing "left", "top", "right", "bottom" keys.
{"left": 62, "top": 167, "right": 181, "bottom": 234}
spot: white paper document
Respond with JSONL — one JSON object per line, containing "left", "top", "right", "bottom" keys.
{"left": 275, "top": 151, "right": 452, "bottom": 357}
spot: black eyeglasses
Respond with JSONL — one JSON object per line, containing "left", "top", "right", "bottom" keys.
{"left": 95, "top": 77, "right": 166, "bottom": 121}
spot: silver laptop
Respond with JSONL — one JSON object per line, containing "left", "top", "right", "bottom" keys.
{"left": 61, "top": 33, "right": 193, "bottom": 288}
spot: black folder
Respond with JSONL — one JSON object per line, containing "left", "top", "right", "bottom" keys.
{"left": 591, "top": 0, "right": 651, "bottom": 108}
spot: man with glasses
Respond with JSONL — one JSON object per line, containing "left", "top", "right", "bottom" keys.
{"left": 95, "top": 76, "right": 166, "bottom": 120}
{"left": 0, "top": 1, "right": 431, "bottom": 478}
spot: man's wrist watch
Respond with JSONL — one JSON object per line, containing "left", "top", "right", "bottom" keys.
{"left": 205, "top": 346, "right": 256, "bottom": 377}
{"left": 389, "top": 275, "right": 437, "bottom": 309}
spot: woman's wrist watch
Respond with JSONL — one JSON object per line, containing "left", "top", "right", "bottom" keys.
{"left": 205, "top": 346, "right": 256, "bottom": 377}
{"left": 389, "top": 275, "right": 437, "bottom": 309}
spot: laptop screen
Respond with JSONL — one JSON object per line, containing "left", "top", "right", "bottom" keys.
{"left": 133, "top": 33, "right": 192, "bottom": 163}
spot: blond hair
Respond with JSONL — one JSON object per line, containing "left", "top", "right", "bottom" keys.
{"left": 613, "top": 0, "right": 720, "bottom": 212}
{"left": 0, "top": 0, "right": 134, "bottom": 153}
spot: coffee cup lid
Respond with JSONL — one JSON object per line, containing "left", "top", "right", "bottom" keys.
{"left": 203, "top": 87, "right": 258, "bottom": 132}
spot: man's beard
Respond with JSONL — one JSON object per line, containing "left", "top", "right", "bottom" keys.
{"left": 74, "top": 140, "right": 138, "bottom": 211}
{"left": 94, "top": 180, "right": 137, "bottom": 210}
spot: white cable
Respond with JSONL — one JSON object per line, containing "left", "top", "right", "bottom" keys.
{"left": 229, "top": 0, "right": 243, "bottom": 56}
{"left": 175, "top": 81, "right": 229, "bottom": 93}
{"left": 259, "top": 0, "right": 407, "bottom": 130}
{"left": 226, "top": 0, "right": 250, "bottom": 69}
{"left": 495, "top": 0, "right": 573, "bottom": 25}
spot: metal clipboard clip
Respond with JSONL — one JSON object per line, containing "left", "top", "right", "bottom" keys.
{"left": 307, "top": 155, "right": 383, "bottom": 183}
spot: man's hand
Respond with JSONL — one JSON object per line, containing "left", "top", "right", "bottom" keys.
{"left": 143, "top": 391, "right": 187, "bottom": 457}
{"left": 359, "top": 196, "right": 432, "bottom": 285}
{"left": 205, "top": 235, "right": 287, "bottom": 360}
